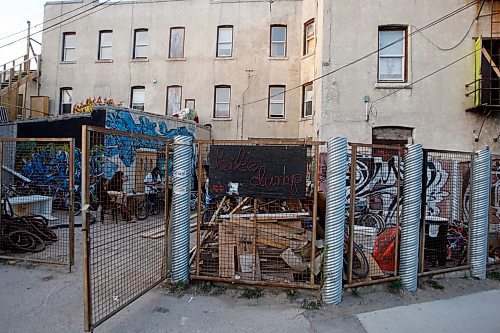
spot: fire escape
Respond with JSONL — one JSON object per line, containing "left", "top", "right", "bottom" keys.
{"left": 466, "top": 0, "right": 500, "bottom": 113}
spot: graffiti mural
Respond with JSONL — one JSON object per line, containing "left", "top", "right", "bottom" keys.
{"left": 492, "top": 159, "right": 500, "bottom": 225}
{"left": 73, "top": 97, "right": 116, "bottom": 113}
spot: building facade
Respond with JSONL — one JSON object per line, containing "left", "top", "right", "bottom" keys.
{"left": 40, "top": 0, "right": 499, "bottom": 153}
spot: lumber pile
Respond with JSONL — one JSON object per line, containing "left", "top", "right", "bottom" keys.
{"left": 196, "top": 198, "right": 322, "bottom": 283}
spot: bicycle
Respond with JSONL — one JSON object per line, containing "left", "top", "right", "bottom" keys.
{"left": 136, "top": 194, "right": 161, "bottom": 221}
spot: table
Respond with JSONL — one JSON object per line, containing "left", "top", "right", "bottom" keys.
{"left": 107, "top": 191, "right": 145, "bottom": 215}
{"left": 7, "top": 195, "right": 58, "bottom": 221}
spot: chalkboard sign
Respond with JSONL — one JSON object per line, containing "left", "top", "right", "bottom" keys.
{"left": 209, "top": 145, "right": 307, "bottom": 199}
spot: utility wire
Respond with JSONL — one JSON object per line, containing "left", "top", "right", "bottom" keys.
{"left": 242, "top": 0, "right": 479, "bottom": 107}
{"left": 0, "top": 0, "right": 99, "bottom": 42}
{"left": 0, "top": 0, "right": 115, "bottom": 50}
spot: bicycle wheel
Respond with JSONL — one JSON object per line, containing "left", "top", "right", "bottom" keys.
{"left": 73, "top": 201, "right": 82, "bottom": 216}
{"left": 359, "top": 213, "right": 385, "bottom": 235}
{"left": 27, "top": 219, "right": 58, "bottom": 242}
{"left": 136, "top": 201, "right": 149, "bottom": 221}
{"left": 351, "top": 242, "right": 369, "bottom": 278}
{"left": 7, "top": 230, "right": 45, "bottom": 253}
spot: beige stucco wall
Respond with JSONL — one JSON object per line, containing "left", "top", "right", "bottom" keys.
{"left": 320, "top": 0, "right": 499, "bottom": 154}
{"left": 41, "top": 0, "right": 304, "bottom": 140}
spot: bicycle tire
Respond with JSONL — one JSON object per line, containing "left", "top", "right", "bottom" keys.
{"left": 351, "top": 242, "right": 369, "bottom": 278}
{"left": 136, "top": 201, "right": 149, "bottom": 221}
{"left": 359, "top": 213, "right": 386, "bottom": 235}
{"left": 73, "top": 201, "right": 82, "bottom": 216}
{"left": 27, "top": 219, "right": 58, "bottom": 242}
{"left": 7, "top": 230, "right": 45, "bottom": 253}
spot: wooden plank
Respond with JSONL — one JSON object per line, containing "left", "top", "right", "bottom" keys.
{"left": 220, "top": 212, "right": 310, "bottom": 219}
{"left": 482, "top": 48, "right": 500, "bottom": 78}
{"left": 139, "top": 226, "right": 164, "bottom": 238}
{"left": 218, "top": 222, "right": 236, "bottom": 278}
{"left": 229, "top": 197, "right": 250, "bottom": 215}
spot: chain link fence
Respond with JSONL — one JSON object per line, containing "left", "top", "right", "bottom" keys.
{"left": 0, "top": 138, "right": 75, "bottom": 268}
{"left": 488, "top": 155, "right": 500, "bottom": 265}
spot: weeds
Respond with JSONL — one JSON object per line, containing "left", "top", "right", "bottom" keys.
{"left": 169, "top": 281, "right": 188, "bottom": 294}
{"left": 427, "top": 279, "right": 445, "bottom": 290}
{"left": 240, "top": 288, "right": 263, "bottom": 299}
{"left": 351, "top": 287, "right": 361, "bottom": 298}
{"left": 388, "top": 280, "right": 404, "bottom": 294}
{"left": 488, "top": 271, "right": 500, "bottom": 281}
{"left": 285, "top": 289, "right": 302, "bottom": 301}
{"left": 301, "top": 299, "right": 321, "bottom": 310}
{"left": 197, "top": 282, "right": 226, "bottom": 296}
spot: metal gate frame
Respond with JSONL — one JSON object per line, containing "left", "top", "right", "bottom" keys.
{"left": 82, "top": 126, "right": 171, "bottom": 332}
{"left": 418, "top": 148, "right": 474, "bottom": 276}
{"left": 488, "top": 154, "right": 500, "bottom": 266}
{"left": 191, "top": 139, "right": 324, "bottom": 289}
{"left": 0, "top": 137, "right": 75, "bottom": 268}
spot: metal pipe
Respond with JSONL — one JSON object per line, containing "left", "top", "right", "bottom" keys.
{"left": 470, "top": 149, "right": 491, "bottom": 279}
{"left": 322, "top": 137, "right": 348, "bottom": 305}
{"left": 400, "top": 144, "right": 423, "bottom": 292}
{"left": 191, "top": 275, "right": 319, "bottom": 290}
{"left": 450, "top": 160, "right": 460, "bottom": 222}
{"left": 170, "top": 135, "right": 193, "bottom": 283}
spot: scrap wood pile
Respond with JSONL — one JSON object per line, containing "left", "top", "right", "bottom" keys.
{"left": 194, "top": 197, "right": 324, "bottom": 284}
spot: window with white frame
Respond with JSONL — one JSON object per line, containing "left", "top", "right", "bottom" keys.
{"left": 302, "top": 83, "right": 313, "bottom": 117}
{"left": 214, "top": 85, "right": 231, "bottom": 118}
{"left": 268, "top": 86, "right": 285, "bottom": 118}
{"left": 169, "top": 27, "right": 185, "bottom": 58}
{"left": 60, "top": 87, "right": 73, "bottom": 114}
{"left": 133, "top": 29, "right": 148, "bottom": 59}
{"left": 166, "top": 85, "right": 182, "bottom": 116}
{"left": 303, "top": 20, "right": 315, "bottom": 56}
{"left": 62, "top": 32, "right": 76, "bottom": 62}
{"left": 98, "top": 30, "right": 112, "bottom": 60}
{"left": 217, "top": 26, "right": 233, "bottom": 57}
{"left": 378, "top": 26, "right": 407, "bottom": 82}
{"left": 270, "top": 25, "right": 287, "bottom": 57}
{"left": 131, "top": 86, "right": 145, "bottom": 111}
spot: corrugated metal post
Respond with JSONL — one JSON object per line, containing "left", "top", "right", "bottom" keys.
{"left": 171, "top": 136, "right": 193, "bottom": 283}
{"left": 323, "top": 137, "right": 348, "bottom": 305}
{"left": 400, "top": 144, "right": 423, "bottom": 292}
{"left": 470, "top": 149, "right": 491, "bottom": 279}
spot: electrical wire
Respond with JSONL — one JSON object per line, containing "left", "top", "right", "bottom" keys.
{"left": 0, "top": 0, "right": 115, "bottom": 50}
{"left": 242, "top": 0, "right": 479, "bottom": 107}
{"left": 0, "top": 0, "right": 99, "bottom": 42}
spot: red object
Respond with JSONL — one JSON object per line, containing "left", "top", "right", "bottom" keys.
{"left": 373, "top": 227, "right": 400, "bottom": 271}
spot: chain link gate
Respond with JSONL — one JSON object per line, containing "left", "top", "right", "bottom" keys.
{"left": 0, "top": 138, "right": 75, "bottom": 268}
{"left": 489, "top": 155, "right": 500, "bottom": 265}
{"left": 82, "top": 126, "right": 171, "bottom": 331}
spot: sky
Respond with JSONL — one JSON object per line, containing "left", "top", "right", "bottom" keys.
{"left": 0, "top": 0, "right": 46, "bottom": 66}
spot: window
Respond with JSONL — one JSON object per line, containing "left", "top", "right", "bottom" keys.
{"left": 185, "top": 99, "right": 195, "bottom": 110}
{"left": 270, "top": 25, "right": 287, "bottom": 57}
{"left": 378, "top": 26, "right": 407, "bottom": 82}
{"left": 133, "top": 29, "right": 148, "bottom": 59}
{"left": 131, "top": 86, "right": 145, "bottom": 111}
{"left": 217, "top": 26, "right": 233, "bottom": 57}
{"left": 214, "top": 85, "right": 231, "bottom": 118}
{"left": 60, "top": 88, "right": 73, "bottom": 114}
{"left": 303, "top": 20, "right": 315, "bottom": 56}
{"left": 268, "top": 86, "right": 285, "bottom": 118}
{"left": 62, "top": 32, "right": 76, "bottom": 62}
{"left": 169, "top": 27, "right": 185, "bottom": 58}
{"left": 98, "top": 30, "right": 112, "bottom": 60}
{"left": 166, "top": 85, "right": 182, "bottom": 116}
{"left": 302, "top": 83, "right": 313, "bottom": 117}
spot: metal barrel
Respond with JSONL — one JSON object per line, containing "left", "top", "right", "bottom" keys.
{"left": 470, "top": 150, "right": 491, "bottom": 279}
{"left": 170, "top": 135, "right": 193, "bottom": 283}
{"left": 323, "top": 137, "right": 348, "bottom": 304}
{"left": 400, "top": 144, "right": 423, "bottom": 292}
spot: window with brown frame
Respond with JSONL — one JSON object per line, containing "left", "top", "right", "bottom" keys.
{"left": 378, "top": 26, "right": 407, "bottom": 82}
{"left": 303, "top": 20, "right": 315, "bottom": 56}
{"left": 169, "top": 27, "right": 185, "bottom": 58}
{"left": 214, "top": 85, "right": 231, "bottom": 118}
{"left": 133, "top": 29, "right": 148, "bottom": 59}
{"left": 302, "top": 83, "right": 313, "bottom": 117}
{"left": 268, "top": 85, "right": 285, "bottom": 118}
{"left": 217, "top": 26, "right": 233, "bottom": 57}
{"left": 131, "top": 86, "right": 145, "bottom": 111}
{"left": 62, "top": 32, "right": 76, "bottom": 62}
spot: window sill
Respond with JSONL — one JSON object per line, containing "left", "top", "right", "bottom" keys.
{"left": 130, "top": 58, "right": 149, "bottom": 63}
{"left": 214, "top": 56, "right": 235, "bottom": 61}
{"left": 60, "top": 61, "right": 76, "bottom": 65}
{"left": 269, "top": 56, "right": 288, "bottom": 61}
{"left": 95, "top": 59, "right": 113, "bottom": 63}
{"left": 266, "top": 118, "right": 286, "bottom": 122}
{"left": 301, "top": 52, "right": 315, "bottom": 60}
{"left": 211, "top": 117, "right": 232, "bottom": 121}
{"left": 167, "top": 57, "right": 186, "bottom": 62}
{"left": 375, "top": 82, "right": 411, "bottom": 89}
{"left": 299, "top": 116, "right": 313, "bottom": 122}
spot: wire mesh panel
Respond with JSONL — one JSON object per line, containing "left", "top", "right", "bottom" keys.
{"left": 488, "top": 156, "right": 500, "bottom": 265}
{"left": 419, "top": 149, "right": 472, "bottom": 274}
{"left": 82, "top": 126, "right": 170, "bottom": 332}
{"left": 344, "top": 144, "right": 402, "bottom": 287}
{"left": 192, "top": 140, "right": 323, "bottom": 288}
{"left": 0, "top": 138, "right": 75, "bottom": 267}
